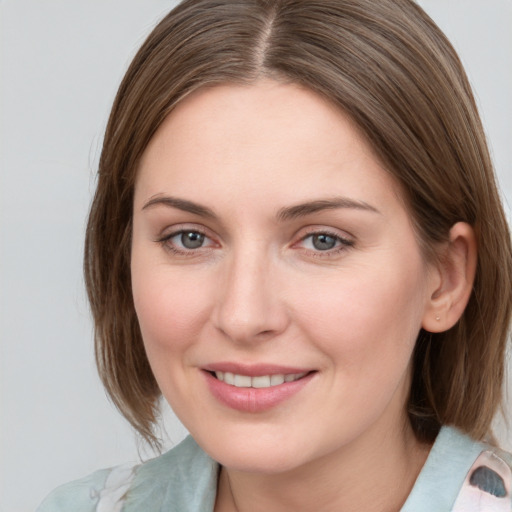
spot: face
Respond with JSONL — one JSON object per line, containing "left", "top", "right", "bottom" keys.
{"left": 131, "top": 80, "right": 436, "bottom": 474}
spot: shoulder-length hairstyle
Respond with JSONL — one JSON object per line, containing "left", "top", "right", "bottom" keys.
{"left": 85, "top": 0, "right": 512, "bottom": 447}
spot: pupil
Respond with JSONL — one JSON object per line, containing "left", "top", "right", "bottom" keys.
{"left": 313, "top": 234, "right": 336, "bottom": 251}
{"left": 181, "top": 232, "right": 204, "bottom": 249}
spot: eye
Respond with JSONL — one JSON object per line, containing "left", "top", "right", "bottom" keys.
{"left": 297, "top": 230, "right": 354, "bottom": 255}
{"left": 174, "top": 231, "right": 206, "bottom": 249}
{"left": 308, "top": 233, "right": 338, "bottom": 251}
{"left": 157, "top": 228, "right": 217, "bottom": 254}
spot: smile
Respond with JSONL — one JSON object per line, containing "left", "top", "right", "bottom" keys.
{"left": 203, "top": 366, "right": 316, "bottom": 413}
{"left": 213, "top": 371, "right": 308, "bottom": 388}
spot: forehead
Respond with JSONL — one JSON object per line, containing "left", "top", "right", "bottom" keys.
{"left": 135, "top": 79, "right": 405, "bottom": 217}
{"left": 145, "top": 79, "right": 365, "bottom": 158}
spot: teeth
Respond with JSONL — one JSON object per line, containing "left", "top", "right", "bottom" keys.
{"left": 214, "top": 371, "right": 307, "bottom": 388}
{"left": 234, "top": 374, "right": 251, "bottom": 387}
{"left": 271, "top": 374, "right": 285, "bottom": 386}
{"left": 252, "top": 376, "right": 271, "bottom": 388}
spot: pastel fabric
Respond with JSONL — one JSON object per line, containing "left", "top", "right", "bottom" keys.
{"left": 38, "top": 427, "right": 512, "bottom": 512}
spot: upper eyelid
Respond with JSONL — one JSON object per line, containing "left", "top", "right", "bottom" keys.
{"left": 297, "top": 232, "right": 354, "bottom": 249}
{"left": 301, "top": 232, "right": 350, "bottom": 242}
{"left": 295, "top": 225, "right": 355, "bottom": 241}
{"left": 157, "top": 223, "right": 215, "bottom": 240}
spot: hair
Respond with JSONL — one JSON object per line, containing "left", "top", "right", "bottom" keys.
{"left": 85, "top": 0, "right": 512, "bottom": 447}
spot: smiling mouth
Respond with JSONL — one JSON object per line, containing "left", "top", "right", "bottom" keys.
{"left": 204, "top": 368, "right": 316, "bottom": 412}
{"left": 210, "top": 371, "right": 311, "bottom": 388}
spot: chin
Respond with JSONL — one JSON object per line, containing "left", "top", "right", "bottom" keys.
{"left": 188, "top": 425, "right": 333, "bottom": 475}
{"left": 212, "top": 446, "right": 307, "bottom": 475}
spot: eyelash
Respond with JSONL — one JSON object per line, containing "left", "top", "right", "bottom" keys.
{"left": 297, "top": 230, "right": 354, "bottom": 258}
{"left": 156, "top": 227, "right": 354, "bottom": 258}
{"left": 156, "top": 228, "right": 215, "bottom": 256}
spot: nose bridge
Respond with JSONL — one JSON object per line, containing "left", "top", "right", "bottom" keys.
{"left": 214, "top": 242, "right": 287, "bottom": 343}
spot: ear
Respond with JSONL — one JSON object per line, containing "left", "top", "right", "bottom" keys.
{"left": 422, "top": 222, "right": 477, "bottom": 333}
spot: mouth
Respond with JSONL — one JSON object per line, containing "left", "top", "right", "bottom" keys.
{"left": 201, "top": 363, "right": 316, "bottom": 412}
{"left": 208, "top": 371, "right": 310, "bottom": 389}
{"left": 202, "top": 363, "right": 316, "bottom": 412}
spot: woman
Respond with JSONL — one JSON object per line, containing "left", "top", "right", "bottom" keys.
{"left": 39, "top": 0, "right": 512, "bottom": 510}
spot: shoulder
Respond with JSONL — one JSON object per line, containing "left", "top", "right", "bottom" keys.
{"left": 402, "top": 426, "right": 512, "bottom": 512}
{"left": 451, "top": 442, "right": 512, "bottom": 511}
{"left": 122, "top": 435, "right": 219, "bottom": 511}
{"left": 36, "top": 466, "right": 122, "bottom": 512}
{"left": 37, "top": 436, "right": 218, "bottom": 512}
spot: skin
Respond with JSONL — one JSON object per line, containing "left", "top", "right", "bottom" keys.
{"left": 131, "top": 80, "right": 475, "bottom": 511}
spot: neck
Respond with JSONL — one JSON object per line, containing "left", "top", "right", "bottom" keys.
{"left": 215, "top": 419, "right": 431, "bottom": 512}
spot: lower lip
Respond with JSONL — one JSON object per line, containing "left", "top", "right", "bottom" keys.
{"left": 203, "top": 371, "right": 315, "bottom": 413}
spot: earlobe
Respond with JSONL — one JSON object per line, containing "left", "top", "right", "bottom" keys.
{"left": 422, "top": 222, "right": 477, "bottom": 333}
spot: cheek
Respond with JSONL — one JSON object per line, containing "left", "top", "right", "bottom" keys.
{"left": 293, "top": 259, "right": 428, "bottom": 370}
{"left": 131, "top": 260, "right": 212, "bottom": 357}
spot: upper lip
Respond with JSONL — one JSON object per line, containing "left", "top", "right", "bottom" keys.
{"left": 202, "top": 362, "right": 313, "bottom": 377}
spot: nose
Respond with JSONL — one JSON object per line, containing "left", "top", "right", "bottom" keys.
{"left": 212, "top": 249, "right": 290, "bottom": 344}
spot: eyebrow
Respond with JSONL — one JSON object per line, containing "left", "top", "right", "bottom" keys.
{"left": 142, "top": 196, "right": 217, "bottom": 219}
{"left": 141, "top": 195, "right": 380, "bottom": 220}
{"left": 276, "top": 197, "right": 380, "bottom": 221}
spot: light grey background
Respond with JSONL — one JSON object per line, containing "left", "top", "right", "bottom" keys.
{"left": 0, "top": 1, "right": 510, "bottom": 511}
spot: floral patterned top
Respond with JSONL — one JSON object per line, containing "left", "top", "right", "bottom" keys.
{"left": 38, "top": 426, "right": 512, "bottom": 511}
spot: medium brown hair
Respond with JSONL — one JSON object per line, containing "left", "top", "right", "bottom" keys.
{"left": 85, "top": 0, "right": 512, "bottom": 447}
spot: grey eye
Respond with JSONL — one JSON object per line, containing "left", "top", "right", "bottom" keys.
{"left": 180, "top": 231, "right": 205, "bottom": 249}
{"left": 312, "top": 234, "right": 337, "bottom": 251}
